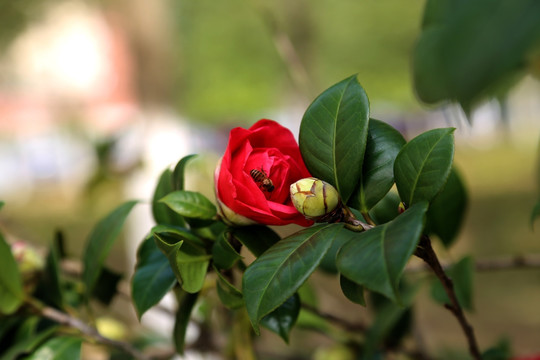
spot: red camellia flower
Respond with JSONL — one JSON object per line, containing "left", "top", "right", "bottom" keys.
{"left": 215, "top": 119, "right": 313, "bottom": 226}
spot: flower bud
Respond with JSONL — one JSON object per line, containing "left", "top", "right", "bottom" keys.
{"left": 290, "top": 177, "right": 340, "bottom": 220}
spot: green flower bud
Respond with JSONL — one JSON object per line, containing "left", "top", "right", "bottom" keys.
{"left": 290, "top": 177, "right": 341, "bottom": 220}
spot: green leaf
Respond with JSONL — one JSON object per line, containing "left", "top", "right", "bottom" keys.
{"left": 363, "top": 283, "right": 416, "bottom": 358}
{"left": 34, "top": 243, "right": 64, "bottom": 309}
{"left": 260, "top": 293, "right": 300, "bottom": 343}
{"left": 481, "top": 338, "right": 511, "bottom": 360}
{"left": 172, "top": 154, "right": 197, "bottom": 191}
{"left": 160, "top": 191, "right": 216, "bottom": 220}
{"left": 154, "top": 231, "right": 210, "bottom": 293}
{"left": 132, "top": 236, "right": 176, "bottom": 319}
{"left": 368, "top": 190, "right": 401, "bottom": 225}
{"left": 431, "top": 255, "right": 474, "bottom": 311}
{"left": 0, "top": 326, "right": 57, "bottom": 360}
{"left": 337, "top": 202, "right": 428, "bottom": 302}
{"left": 531, "top": 200, "right": 540, "bottom": 230}
{"left": 299, "top": 75, "right": 370, "bottom": 203}
{"left": 215, "top": 267, "right": 244, "bottom": 310}
{"left": 243, "top": 224, "right": 343, "bottom": 332}
{"left": 173, "top": 289, "right": 199, "bottom": 355}
{"left": 152, "top": 168, "right": 186, "bottom": 227}
{"left": 339, "top": 275, "right": 366, "bottom": 306}
{"left": 0, "top": 201, "right": 4, "bottom": 211}
{"left": 82, "top": 200, "right": 138, "bottom": 298}
{"left": 230, "top": 226, "right": 280, "bottom": 257}
{"left": 319, "top": 226, "right": 357, "bottom": 274}
{"left": 394, "top": 128, "right": 455, "bottom": 206}
{"left": 350, "top": 119, "right": 406, "bottom": 211}
{"left": 414, "top": 0, "right": 540, "bottom": 110}
{"left": 427, "top": 167, "right": 468, "bottom": 247}
{"left": 25, "top": 336, "right": 82, "bottom": 360}
{"left": 92, "top": 267, "right": 122, "bottom": 305}
{"left": 212, "top": 232, "right": 242, "bottom": 270}
{"left": 0, "top": 233, "right": 24, "bottom": 314}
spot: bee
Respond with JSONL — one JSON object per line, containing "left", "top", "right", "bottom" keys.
{"left": 250, "top": 168, "right": 274, "bottom": 192}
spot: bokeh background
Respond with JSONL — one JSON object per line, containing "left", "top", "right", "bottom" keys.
{"left": 1, "top": 0, "right": 540, "bottom": 359}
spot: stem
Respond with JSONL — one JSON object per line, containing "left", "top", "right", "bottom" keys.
{"left": 407, "top": 253, "right": 540, "bottom": 273}
{"left": 414, "top": 236, "right": 481, "bottom": 360}
{"left": 26, "top": 299, "right": 154, "bottom": 360}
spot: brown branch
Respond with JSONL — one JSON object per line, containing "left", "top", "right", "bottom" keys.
{"left": 414, "top": 236, "right": 481, "bottom": 360}
{"left": 27, "top": 300, "right": 157, "bottom": 360}
{"left": 407, "top": 253, "right": 540, "bottom": 273}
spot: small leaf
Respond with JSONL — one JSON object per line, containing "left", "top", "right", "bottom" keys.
{"left": 172, "top": 154, "right": 197, "bottom": 191}
{"left": 431, "top": 255, "right": 474, "bottom": 311}
{"left": 0, "top": 234, "right": 24, "bottom": 315}
{"left": 212, "top": 232, "right": 242, "bottom": 270}
{"left": 394, "top": 128, "right": 455, "bottom": 206}
{"left": 25, "top": 336, "right": 82, "bottom": 360}
{"left": 427, "top": 167, "right": 468, "bottom": 247}
{"left": 0, "top": 201, "right": 4, "bottom": 211}
{"left": 152, "top": 168, "right": 186, "bottom": 227}
{"left": 92, "top": 267, "right": 122, "bottom": 305}
{"left": 173, "top": 289, "right": 199, "bottom": 355}
{"left": 132, "top": 236, "right": 176, "bottom": 319}
{"left": 230, "top": 226, "right": 280, "bottom": 257}
{"left": 34, "top": 243, "right": 63, "bottom": 309}
{"left": 340, "top": 275, "right": 366, "bottom": 306}
{"left": 350, "top": 119, "right": 406, "bottom": 211}
{"left": 299, "top": 75, "right": 370, "bottom": 203}
{"left": 82, "top": 200, "right": 138, "bottom": 298}
{"left": 337, "top": 202, "right": 428, "bottom": 302}
{"left": 160, "top": 191, "right": 216, "bottom": 220}
{"left": 215, "top": 267, "right": 244, "bottom": 310}
{"left": 260, "top": 293, "right": 300, "bottom": 343}
{"left": 154, "top": 231, "right": 210, "bottom": 294}
{"left": 243, "top": 224, "right": 343, "bottom": 332}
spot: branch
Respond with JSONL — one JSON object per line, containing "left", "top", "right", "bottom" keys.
{"left": 407, "top": 253, "right": 540, "bottom": 273}
{"left": 414, "top": 236, "right": 481, "bottom": 360}
{"left": 27, "top": 300, "right": 157, "bottom": 360}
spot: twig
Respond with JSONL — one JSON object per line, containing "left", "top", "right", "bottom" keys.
{"left": 414, "top": 236, "right": 481, "bottom": 360}
{"left": 406, "top": 253, "right": 540, "bottom": 273}
{"left": 27, "top": 300, "right": 155, "bottom": 360}
{"left": 301, "top": 302, "right": 366, "bottom": 332}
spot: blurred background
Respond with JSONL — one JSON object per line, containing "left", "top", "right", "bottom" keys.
{"left": 1, "top": 0, "right": 540, "bottom": 359}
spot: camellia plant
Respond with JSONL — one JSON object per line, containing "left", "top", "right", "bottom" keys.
{"left": 0, "top": 75, "right": 524, "bottom": 360}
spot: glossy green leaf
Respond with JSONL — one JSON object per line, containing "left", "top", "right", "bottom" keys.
{"left": 172, "top": 154, "right": 197, "bottom": 191}
{"left": 260, "top": 293, "right": 300, "bottom": 343}
{"left": 337, "top": 202, "right": 428, "bottom": 302}
{"left": 82, "top": 200, "right": 138, "bottom": 298}
{"left": 152, "top": 225, "right": 204, "bottom": 247}
{"left": 230, "top": 225, "right": 280, "bottom": 257}
{"left": 25, "top": 336, "right": 82, "bottom": 360}
{"left": 154, "top": 231, "right": 210, "bottom": 294}
{"left": 427, "top": 167, "right": 468, "bottom": 247}
{"left": 215, "top": 267, "right": 244, "bottom": 310}
{"left": 414, "top": 0, "right": 540, "bottom": 110}
{"left": 431, "top": 256, "right": 474, "bottom": 311}
{"left": 152, "top": 168, "right": 186, "bottom": 227}
{"left": 132, "top": 236, "right": 176, "bottom": 319}
{"left": 350, "top": 119, "right": 406, "bottom": 211}
{"left": 243, "top": 224, "right": 343, "bottom": 332}
{"left": 319, "top": 226, "right": 357, "bottom": 274}
{"left": 339, "top": 275, "right": 366, "bottom": 306}
{"left": 299, "top": 75, "right": 370, "bottom": 203}
{"left": 212, "top": 232, "right": 242, "bottom": 270}
{"left": 368, "top": 190, "right": 401, "bottom": 225}
{"left": 173, "top": 289, "right": 199, "bottom": 355}
{"left": 160, "top": 190, "right": 216, "bottom": 220}
{"left": 0, "top": 234, "right": 24, "bottom": 314}
{"left": 394, "top": 128, "right": 455, "bottom": 206}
